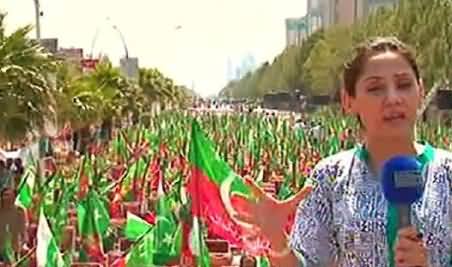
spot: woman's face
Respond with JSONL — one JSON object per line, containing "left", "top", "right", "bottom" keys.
{"left": 1, "top": 188, "right": 15, "bottom": 208}
{"left": 346, "top": 51, "right": 423, "bottom": 140}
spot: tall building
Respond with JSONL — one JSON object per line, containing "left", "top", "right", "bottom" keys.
{"left": 285, "top": 17, "right": 309, "bottom": 47}
{"left": 231, "top": 54, "right": 258, "bottom": 80}
{"left": 334, "top": 0, "right": 398, "bottom": 25}
{"left": 306, "top": 0, "right": 398, "bottom": 31}
{"left": 306, "top": 0, "right": 335, "bottom": 31}
{"left": 364, "top": 0, "right": 399, "bottom": 17}
{"left": 57, "top": 48, "right": 84, "bottom": 71}
{"left": 306, "top": 0, "right": 322, "bottom": 34}
{"left": 335, "top": 0, "right": 363, "bottom": 25}
{"left": 226, "top": 57, "right": 234, "bottom": 82}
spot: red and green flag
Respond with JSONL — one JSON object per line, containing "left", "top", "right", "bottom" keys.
{"left": 187, "top": 216, "right": 211, "bottom": 267}
{"left": 152, "top": 173, "right": 181, "bottom": 266}
{"left": 187, "top": 120, "right": 270, "bottom": 255}
{"left": 111, "top": 230, "right": 154, "bottom": 267}
{"left": 77, "top": 190, "right": 110, "bottom": 264}
{"left": 124, "top": 212, "right": 153, "bottom": 241}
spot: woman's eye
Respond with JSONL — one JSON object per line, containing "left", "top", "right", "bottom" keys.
{"left": 398, "top": 81, "right": 412, "bottom": 89}
{"left": 367, "top": 86, "right": 382, "bottom": 93}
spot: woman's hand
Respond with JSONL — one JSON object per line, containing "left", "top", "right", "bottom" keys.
{"left": 232, "top": 176, "right": 313, "bottom": 245}
{"left": 395, "top": 226, "right": 428, "bottom": 267}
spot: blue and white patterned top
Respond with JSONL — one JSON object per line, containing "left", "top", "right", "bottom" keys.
{"left": 289, "top": 143, "right": 452, "bottom": 267}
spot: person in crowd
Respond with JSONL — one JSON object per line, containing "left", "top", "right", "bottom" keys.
{"left": 0, "top": 161, "right": 7, "bottom": 185}
{"left": 0, "top": 187, "right": 26, "bottom": 263}
{"left": 234, "top": 37, "right": 451, "bottom": 266}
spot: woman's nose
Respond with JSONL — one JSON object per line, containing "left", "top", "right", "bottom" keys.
{"left": 385, "top": 87, "right": 402, "bottom": 105}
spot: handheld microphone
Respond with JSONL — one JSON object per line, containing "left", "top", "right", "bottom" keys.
{"left": 381, "top": 155, "right": 424, "bottom": 228}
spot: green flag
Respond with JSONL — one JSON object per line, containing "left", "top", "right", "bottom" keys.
{"left": 124, "top": 212, "right": 153, "bottom": 241}
{"left": 36, "top": 209, "right": 66, "bottom": 267}
{"left": 15, "top": 166, "right": 36, "bottom": 209}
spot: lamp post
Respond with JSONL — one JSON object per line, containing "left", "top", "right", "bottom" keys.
{"left": 112, "top": 25, "right": 129, "bottom": 59}
{"left": 32, "top": 0, "right": 42, "bottom": 40}
{"left": 106, "top": 17, "right": 129, "bottom": 59}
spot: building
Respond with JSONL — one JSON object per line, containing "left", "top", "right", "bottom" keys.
{"left": 306, "top": 0, "right": 398, "bottom": 30}
{"left": 334, "top": 0, "right": 398, "bottom": 25}
{"left": 57, "top": 48, "right": 84, "bottom": 65}
{"left": 363, "top": 0, "right": 399, "bottom": 17}
{"left": 306, "top": 0, "right": 322, "bottom": 33}
{"left": 38, "top": 38, "right": 59, "bottom": 54}
{"left": 120, "top": 57, "right": 139, "bottom": 81}
{"left": 285, "top": 17, "right": 309, "bottom": 47}
{"left": 335, "top": 0, "right": 361, "bottom": 25}
{"left": 306, "top": 0, "right": 336, "bottom": 30}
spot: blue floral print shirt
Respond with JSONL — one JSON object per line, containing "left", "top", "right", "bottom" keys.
{"left": 289, "top": 143, "right": 452, "bottom": 267}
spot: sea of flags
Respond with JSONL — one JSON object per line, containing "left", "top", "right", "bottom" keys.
{"left": 3, "top": 110, "right": 450, "bottom": 266}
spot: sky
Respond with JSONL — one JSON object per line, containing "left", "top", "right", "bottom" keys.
{"left": 2, "top": 0, "right": 306, "bottom": 97}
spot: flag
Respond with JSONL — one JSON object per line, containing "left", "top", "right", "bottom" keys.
{"left": 124, "top": 212, "right": 153, "bottom": 241}
{"left": 187, "top": 120, "right": 269, "bottom": 255}
{"left": 188, "top": 216, "right": 211, "bottom": 267}
{"left": 112, "top": 230, "right": 155, "bottom": 267}
{"left": 121, "top": 158, "right": 146, "bottom": 201}
{"left": 53, "top": 182, "right": 76, "bottom": 244}
{"left": 152, "top": 172, "right": 180, "bottom": 266}
{"left": 77, "top": 190, "right": 109, "bottom": 263}
{"left": 36, "top": 210, "right": 65, "bottom": 267}
{"left": 113, "top": 132, "right": 129, "bottom": 161}
{"left": 328, "top": 135, "right": 340, "bottom": 155}
{"left": 127, "top": 231, "right": 154, "bottom": 267}
{"left": 15, "top": 166, "right": 36, "bottom": 209}
{"left": 256, "top": 256, "right": 270, "bottom": 267}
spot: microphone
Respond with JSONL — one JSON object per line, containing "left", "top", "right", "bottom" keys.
{"left": 381, "top": 155, "right": 424, "bottom": 228}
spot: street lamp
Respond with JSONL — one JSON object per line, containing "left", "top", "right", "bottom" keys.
{"left": 112, "top": 25, "right": 129, "bottom": 59}
{"left": 105, "top": 17, "right": 129, "bottom": 59}
{"left": 32, "top": 0, "right": 43, "bottom": 40}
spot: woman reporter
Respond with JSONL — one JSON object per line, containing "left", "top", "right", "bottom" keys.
{"left": 237, "top": 37, "right": 451, "bottom": 267}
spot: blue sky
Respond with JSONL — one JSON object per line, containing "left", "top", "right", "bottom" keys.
{"left": 3, "top": 0, "right": 306, "bottom": 96}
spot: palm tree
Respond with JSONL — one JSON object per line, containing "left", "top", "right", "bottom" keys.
{"left": 0, "top": 13, "right": 57, "bottom": 144}
{"left": 139, "top": 68, "right": 187, "bottom": 111}
{"left": 55, "top": 59, "right": 133, "bottom": 152}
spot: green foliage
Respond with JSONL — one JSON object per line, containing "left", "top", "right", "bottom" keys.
{"left": 0, "top": 13, "right": 57, "bottom": 142}
{"left": 221, "top": 0, "right": 452, "bottom": 98}
{"left": 0, "top": 12, "right": 191, "bottom": 142}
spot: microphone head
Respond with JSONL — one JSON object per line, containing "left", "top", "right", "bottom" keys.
{"left": 381, "top": 155, "right": 424, "bottom": 204}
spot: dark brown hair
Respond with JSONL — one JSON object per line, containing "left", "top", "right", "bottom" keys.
{"left": 343, "top": 36, "right": 421, "bottom": 97}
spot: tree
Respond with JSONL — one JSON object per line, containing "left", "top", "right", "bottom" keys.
{"left": 222, "top": 0, "right": 452, "bottom": 99}
{"left": 0, "top": 13, "right": 57, "bottom": 143}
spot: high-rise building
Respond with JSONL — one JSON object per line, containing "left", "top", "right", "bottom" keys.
{"left": 230, "top": 54, "right": 257, "bottom": 80}
{"left": 335, "top": 0, "right": 362, "bottom": 25}
{"left": 364, "top": 0, "right": 399, "bottom": 17}
{"left": 285, "top": 17, "right": 309, "bottom": 47}
{"left": 306, "top": 0, "right": 335, "bottom": 30}
{"left": 306, "top": 0, "right": 323, "bottom": 33}
{"left": 334, "top": 0, "right": 398, "bottom": 25}
{"left": 120, "top": 57, "right": 139, "bottom": 81}
{"left": 306, "top": 0, "right": 398, "bottom": 31}
{"left": 226, "top": 57, "right": 234, "bottom": 82}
